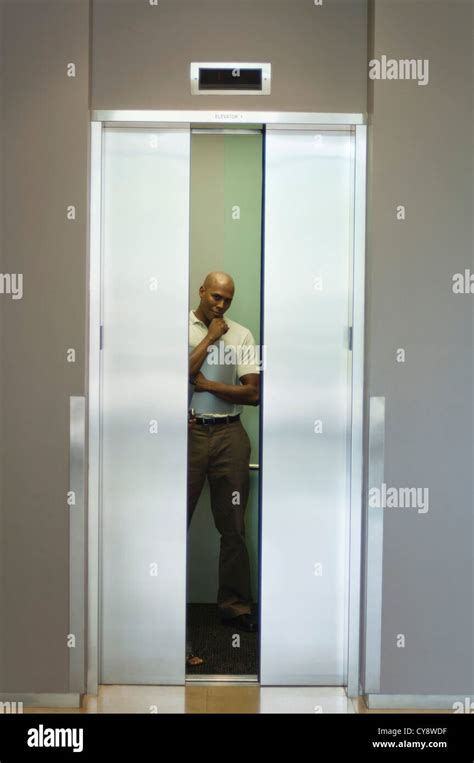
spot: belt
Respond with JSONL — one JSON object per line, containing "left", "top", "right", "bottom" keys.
{"left": 193, "top": 413, "right": 240, "bottom": 426}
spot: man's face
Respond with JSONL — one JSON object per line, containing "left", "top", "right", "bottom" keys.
{"left": 199, "top": 283, "right": 234, "bottom": 322}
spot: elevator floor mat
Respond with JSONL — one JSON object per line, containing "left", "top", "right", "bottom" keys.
{"left": 186, "top": 603, "right": 258, "bottom": 676}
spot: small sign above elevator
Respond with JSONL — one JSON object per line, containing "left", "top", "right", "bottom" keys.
{"left": 190, "top": 62, "right": 271, "bottom": 95}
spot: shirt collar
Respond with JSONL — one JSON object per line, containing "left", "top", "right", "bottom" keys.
{"left": 190, "top": 309, "right": 206, "bottom": 327}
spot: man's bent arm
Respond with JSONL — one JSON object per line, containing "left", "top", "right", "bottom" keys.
{"left": 199, "top": 374, "right": 260, "bottom": 407}
{"left": 189, "top": 337, "right": 214, "bottom": 378}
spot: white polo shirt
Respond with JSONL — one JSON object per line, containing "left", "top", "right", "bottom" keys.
{"left": 189, "top": 310, "right": 260, "bottom": 417}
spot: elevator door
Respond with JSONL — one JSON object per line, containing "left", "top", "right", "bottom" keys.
{"left": 100, "top": 127, "right": 190, "bottom": 683}
{"left": 99, "top": 123, "right": 354, "bottom": 687}
{"left": 260, "top": 128, "right": 353, "bottom": 685}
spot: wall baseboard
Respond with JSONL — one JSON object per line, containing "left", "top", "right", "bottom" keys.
{"left": 0, "top": 693, "right": 81, "bottom": 709}
{"left": 365, "top": 694, "right": 471, "bottom": 711}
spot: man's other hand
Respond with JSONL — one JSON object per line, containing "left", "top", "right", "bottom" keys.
{"left": 191, "top": 371, "right": 208, "bottom": 392}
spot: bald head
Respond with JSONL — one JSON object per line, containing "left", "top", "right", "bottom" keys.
{"left": 195, "top": 271, "right": 235, "bottom": 326}
{"left": 202, "top": 271, "right": 235, "bottom": 292}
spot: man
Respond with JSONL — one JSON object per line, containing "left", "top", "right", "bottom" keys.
{"left": 186, "top": 272, "right": 260, "bottom": 664}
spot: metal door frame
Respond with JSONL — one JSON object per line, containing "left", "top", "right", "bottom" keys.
{"left": 87, "top": 110, "right": 367, "bottom": 697}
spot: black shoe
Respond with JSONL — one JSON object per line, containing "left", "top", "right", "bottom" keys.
{"left": 221, "top": 613, "right": 258, "bottom": 633}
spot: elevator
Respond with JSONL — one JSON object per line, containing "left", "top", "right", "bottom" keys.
{"left": 88, "top": 110, "right": 367, "bottom": 691}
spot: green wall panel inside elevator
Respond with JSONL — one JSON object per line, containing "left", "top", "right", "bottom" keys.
{"left": 188, "top": 132, "right": 262, "bottom": 602}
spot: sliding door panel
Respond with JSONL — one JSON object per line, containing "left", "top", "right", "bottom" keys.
{"left": 260, "top": 129, "right": 353, "bottom": 685}
{"left": 100, "top": 128, "right": 190, "bottom": 684}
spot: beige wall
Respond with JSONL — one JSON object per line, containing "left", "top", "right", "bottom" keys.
{"left": 364, "top": 0, "right": 473, "bottom": 694}
{"left": 92, "top": 0, "right": 368, "bottom": 112}
{"left": 1, "top": 0, "right": 90, "bottom": 692}
{"left": 0, "top": 0, "right": 4, "bottom": 689}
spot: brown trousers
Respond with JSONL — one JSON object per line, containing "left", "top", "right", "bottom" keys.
{"left": 187, "top": 418, "right": 253, "bottom": 617}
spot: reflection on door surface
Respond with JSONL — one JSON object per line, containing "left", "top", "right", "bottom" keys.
{"left": 98, "top": 125, "right": 355, "bottom": 687}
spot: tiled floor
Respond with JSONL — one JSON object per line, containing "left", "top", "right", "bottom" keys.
{"left": 24, "top": 685, "right": 355, "bottom": 714}
{"left": 23, "top": 682, "right": 456, "bottom": 715}
{"left": 22, "top": 685, "right": 457, "bottom": 714}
